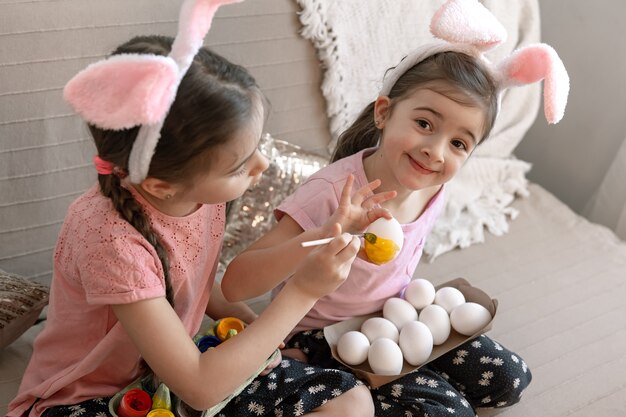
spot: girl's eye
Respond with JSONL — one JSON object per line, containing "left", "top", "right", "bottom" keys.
{"left": 451, "top": 139, "right": 467, "bottom": 151}
{"left": 416, "top": 119, "right": 431, "bottom": 130}
{"left": 232, "top": 166, "right": 248, "bottom": 177}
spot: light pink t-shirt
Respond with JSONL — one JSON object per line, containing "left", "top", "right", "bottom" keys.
{"left": 274, "top": 148, "right": 445, "bottom": 337}
{"left": 8, "top": 184, "right": 224, "bottom": 417}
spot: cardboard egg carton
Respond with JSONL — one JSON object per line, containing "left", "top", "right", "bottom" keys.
{"left": 323, "top": 277, "right": 498, "bottom": 388}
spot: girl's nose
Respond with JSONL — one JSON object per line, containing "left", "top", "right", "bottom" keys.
{"left": 250, "top": 150, "right": 270, "bottom": 177}
{"left": 422, "top": 138, "right": 445, "bottom": 163}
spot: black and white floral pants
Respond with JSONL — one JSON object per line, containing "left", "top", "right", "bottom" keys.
{"left": 41, "top": 357, "right": 362, "bottom": 417}
{"left": 287, "top": 330, "right": 532, "bottom": 417}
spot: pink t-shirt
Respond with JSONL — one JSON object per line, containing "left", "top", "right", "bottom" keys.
{"left": 274, "top": 148, "right": 445, "bottom": 337}
{"left": 8, "top": 184, "right": 224, "bottom": 417}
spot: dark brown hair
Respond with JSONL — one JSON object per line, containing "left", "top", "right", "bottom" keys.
{"left": 90, "top": 35, "right": 263, "bottom": 306}
{"left": 331, "top": 51, "right": 498, "bottom": 162}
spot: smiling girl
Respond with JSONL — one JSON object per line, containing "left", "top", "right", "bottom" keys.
{"left": 222, "top": 47, "right": 530, "bottom": 417}
{"left": 222, "top": 0, "right": 571, "bottom": 413}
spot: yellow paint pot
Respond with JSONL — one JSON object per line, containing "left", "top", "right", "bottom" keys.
{"left": 147, "top": 409, "right": 175, "bottom": 417}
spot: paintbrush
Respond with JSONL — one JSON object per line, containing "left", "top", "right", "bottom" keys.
{"left": 300, "top": 233, "right": 379, "bottom": 247}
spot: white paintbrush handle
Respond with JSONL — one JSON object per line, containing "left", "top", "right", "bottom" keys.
{"left": 300, "top": 237, "right": 335, "bottom": 247}
{"left": 300, "top": 234, "right": 364, "bottom": 248}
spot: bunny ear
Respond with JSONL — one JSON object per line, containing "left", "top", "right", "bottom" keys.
{"left": 65, "top": 0, "right": 245, "bottom": 183}
{"left": 430, "top": 0, "right": 507, "bottom": 51}
{"left": 498, "top": 44, "right": 570, "bottom": 124}
{"left": 63, "top": 54, "right": 179, "bottom": 130}
{"left": 170, "top": 0, "right": 243, "bottom": 69}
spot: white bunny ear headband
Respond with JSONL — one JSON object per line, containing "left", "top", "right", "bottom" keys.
{"left": 63, "top": 0, "right": 243, "bottom": 183}
{"left": 380, "top": 0, "right": 570, "bottom": 125}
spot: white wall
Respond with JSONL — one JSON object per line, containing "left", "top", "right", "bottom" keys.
{"left": 516, "top": 1, "right": 626, "bottom": 214}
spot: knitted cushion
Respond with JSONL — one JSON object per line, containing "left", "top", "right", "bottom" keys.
{"left": 0, "top": 269, "right": 49, "bottom": 349}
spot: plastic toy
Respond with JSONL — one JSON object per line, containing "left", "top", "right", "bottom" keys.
{"left": 117, "top": 388, "right": 152, "bottom": 417}
{"left": 214, "top": 317, "right": 245, "bottom": 340}
{"left": 151, "top": 383, "right": 172, "bottom": 411}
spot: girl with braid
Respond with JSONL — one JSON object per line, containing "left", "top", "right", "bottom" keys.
{"left": 8, "top": 2, "right": 377, "bottom": 417}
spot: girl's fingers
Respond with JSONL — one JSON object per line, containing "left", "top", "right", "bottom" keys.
{"left": 336, "top": 235, "right": 361, "bottom": 261}
{"left": 328, "top": 222, "right": 342, "bottom": 237}
{"left": 309, "top": 224, "right": 345, "bottom": 254}
{"left": 352, "top": 179, "right": 381, "bottom": 206}
{"left": 366, "top": 178, "right": 382, "bottom": 191}
{"left": 338, "top": 174, "right": 355, "bottom": 207}
{"left": 260, "top": 350, "right": 283, "bottom": 375}
{"left": 362, "top": 189, "right": 397, "bottom": 210}
{"left": 367, "top": 207, "right": 393, "bottom": 223}
{"left": 313, "top": 231, "right": 357, "bottom": 259}
{"left": 281, "top": 348, "right": 308, "bottom": 363}
{"left": 323, "top": 232, "right": 359, "bottom": 256}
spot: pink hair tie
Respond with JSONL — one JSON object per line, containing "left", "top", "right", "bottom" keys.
{"left": 93, "top": 155, "right": 114, "bottom": 175}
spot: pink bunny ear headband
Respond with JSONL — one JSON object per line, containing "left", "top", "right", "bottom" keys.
{"left": 380, "top": 0, "right": 570, "bottom": 125}
{"left": 63, "top": 0, "right": 242, "bottom": 183}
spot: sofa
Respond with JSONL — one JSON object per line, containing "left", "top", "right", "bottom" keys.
{"left": 2, "top": 1, "right": 626, "bottom": 416}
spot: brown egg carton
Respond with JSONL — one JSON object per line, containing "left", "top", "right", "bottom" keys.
{"left": 323, "top": 277, "right": 498, "bottom": 388}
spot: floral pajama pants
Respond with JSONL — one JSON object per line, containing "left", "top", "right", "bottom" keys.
{"left": 287, "top": 330, "right": 532, "bottom": 417}
{"left": 41, "top": 357, "right": 362, "bottom": 417}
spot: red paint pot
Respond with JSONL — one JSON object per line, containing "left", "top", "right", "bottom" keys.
{"left": 117, "top": 388, "right": 152, "bottom": 417}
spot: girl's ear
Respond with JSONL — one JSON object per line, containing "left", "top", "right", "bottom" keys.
{"left": 374, "top": 96, "right": 391, "bottom": 128}
{"left": 139, "top": 177, "right": 180, "bottom": 201}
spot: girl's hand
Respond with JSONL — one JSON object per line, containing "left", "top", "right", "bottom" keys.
{"left": 324, "top": 174, "right": 396, "bottom": 236}
{"left": 281, "top": 347, "right": 308, "bottom": 363}
{"left": 259, "top": 342, "right": 285, "bottom": 376}
{"left": 291, "top": 223, "right": 360, "bottom": 299}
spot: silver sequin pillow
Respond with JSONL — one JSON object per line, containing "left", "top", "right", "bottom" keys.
{"left": 0, "top": 269, "right": 49, "bottom": 348}
{"left": 219, "top": 134, "right": 328, "bottom": 272}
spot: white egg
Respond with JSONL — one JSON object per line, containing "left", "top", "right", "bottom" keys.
{"left": 361, "top": 317, "right": 399, "bottom": 343}
{"left": 434, "top": 287, "right": 466, "bottom": 314}
{"left": 383, "top": 297, "right": 418, "bottom": 330}
{"left": 450, "top": 302, "right": 492, "bottom": 336}
{"left": 366, "top": 217, "right": 404, "bottom": 251}
{"left": 404, "top": 279, "right": 436, "bottom": 310}
{"left": 418, "top": 304, "right": 451, "bottom": 345}
{"left": 336, "top": 330, "right": 370, "bottom": 365}
{"left": 398, "top": 321, "right": 433, "bottom": 366}
{"left": 368, "top": 338, "right": 404, "bottom": 375}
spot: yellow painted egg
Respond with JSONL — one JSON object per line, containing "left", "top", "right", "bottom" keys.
{"left": 363, "top": 217, "right": 404, "bottom": 265}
